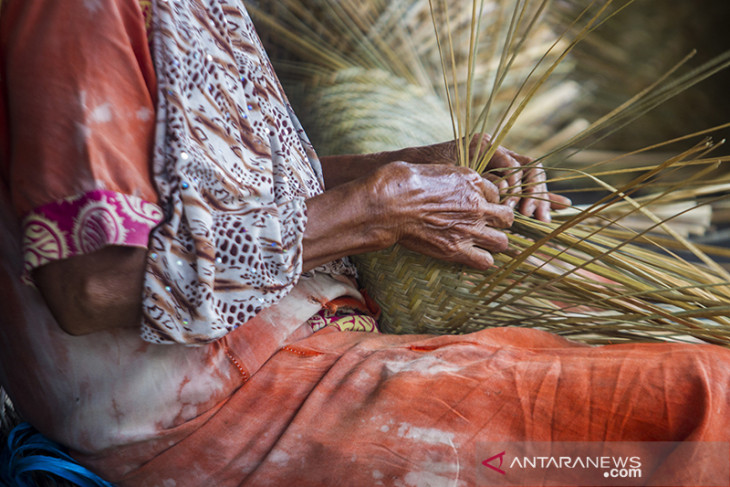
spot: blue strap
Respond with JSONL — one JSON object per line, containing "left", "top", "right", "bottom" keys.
{"left": 1, "top": 422, "right": 115, "bottom": 487}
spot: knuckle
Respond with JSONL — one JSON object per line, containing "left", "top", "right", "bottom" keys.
{"left": 506, "top": 214, "right": 515, "bottom": 228}
{"left": 464, "top": 191, "right": 482, "bottom": 209}
{"left": 389, "top": 160, "right": 412, "bottom": 172}
{"left": 470, "top": 133, "right": 492, "bottom": 153}
{"left": 456, "top": 165, "right": 478, "bottom": 177}
{"left": 461, "top": 168, "right": 485, "bottom": 187}
{"left": 503, "top": 206, "right": 515, "bottom": 226}
{"left": 488, "top": 206, "right": 514, "bottom": 228}
{"left": 394, "top": 161, "right": 422, "bottom": 183}
{"left": 442, "top": 242, "right": 461, "bottom": 259}
{"left": 484, "top": 180, "right": 500, "bottom": 199}
{"left": 380, "top": 160, "right": 413, "bottom": 182}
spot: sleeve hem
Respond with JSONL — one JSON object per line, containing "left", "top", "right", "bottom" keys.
{"left": 21, "top": 189, "right": 163, "bottom": 280}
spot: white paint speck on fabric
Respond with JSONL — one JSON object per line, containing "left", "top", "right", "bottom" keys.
{"left": 396, "top": 423, "right": 456, "bottom": 446}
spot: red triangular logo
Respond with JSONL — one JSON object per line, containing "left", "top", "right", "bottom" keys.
{"left": 482, "top": 451, "right": 506, "bottom": 475}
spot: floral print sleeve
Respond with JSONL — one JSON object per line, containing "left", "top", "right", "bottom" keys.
{"left": 21, "top": 190, "right": 163, "bottom": 277}
{"left": 0, "top": 0, "right": 159, "bottom": 278}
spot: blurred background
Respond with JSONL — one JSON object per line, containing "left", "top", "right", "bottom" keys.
{"left": 553, "top": 0, "right": 730, "bottom": 150}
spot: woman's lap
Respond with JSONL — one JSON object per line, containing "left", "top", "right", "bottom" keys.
{"left": 111, "top": 327, "right": 730, "bottom": 486}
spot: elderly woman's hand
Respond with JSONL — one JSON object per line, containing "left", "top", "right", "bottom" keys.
{"left": 310, "top": 136, "right": 571, "bottom": 270}
{"left": 305, "top": 161, "right": 514, "bottom": 271}
{"left": 403, "top": 134, "right": 571, "bottom": 222}
{"left": 372, "top": 161, "right": 514, "bottom": 269}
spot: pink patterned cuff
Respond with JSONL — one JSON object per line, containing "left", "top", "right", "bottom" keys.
{"left": 22, "top": 190, "right": 164, "bottom": 278}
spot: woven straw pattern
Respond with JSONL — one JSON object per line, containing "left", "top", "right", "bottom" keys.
{"left": 251, "top": 0, "right": 581, "bottom": 156}
{"left": 353, "top": 220, "right": 730, "bottom": 346}
{"left": 294, "top": 68, "right": 453, "bottom": 156}
{"left": 352, "top": 245, "right": 510, "bottom": 335}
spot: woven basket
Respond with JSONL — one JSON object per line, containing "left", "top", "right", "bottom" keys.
{"left": 252, "top": 0, "right": 581, "bottom": 156}
{"left": 351, "top": 242, "right": 607, "bottom": 338}
{"left": 291, "top": 68, "right": 453, "bottom": 156}
{"left": 351, "top": 212, "right": 730, "bottom": 347}
{"left": 352, "top": 245, "right": 508, "bottom": 335}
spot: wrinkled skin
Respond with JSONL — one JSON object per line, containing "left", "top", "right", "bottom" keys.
{"left": 35, "top": 136, "right": 570, "bottom": 335}
{"left": 307, "top": 135, "right": 570, "bottom": 271}
{"left": 410, "top": 134, "right": 569, "bottom": 221}
{"left": 371, "top": 161, "right": 514, "bottom": 270}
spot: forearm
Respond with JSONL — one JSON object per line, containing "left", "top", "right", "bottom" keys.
{"left": 32, "top": 155, "right": 515, "bottom": 336}
{"left": 33, "top": 246, "right": 147, "bottom": 336}
{"left": 32, "top": 181, "right": 392, "bottom": 335}
{"left": 319, "top": 140, "right": 461, "bottom": 189}
{"left": 320, "top": 148, "right": 415, "bottom": 189}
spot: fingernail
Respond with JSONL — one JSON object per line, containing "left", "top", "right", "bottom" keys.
{"left": 507, "top": 198, "right": 518, "bottom": 209}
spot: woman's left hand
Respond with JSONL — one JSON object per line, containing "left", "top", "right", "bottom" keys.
{"left": 403, "top": 134, "right": 571, "bottom": 222}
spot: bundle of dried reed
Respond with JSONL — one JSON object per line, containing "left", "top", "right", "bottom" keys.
{"left": 547, "top": 0, "right": 730, "bottom": 150}
{"left": 250, "top": 0, "right": 581, "bottom": 155}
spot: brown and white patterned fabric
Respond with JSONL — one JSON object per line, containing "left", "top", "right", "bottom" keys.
{"left": 142, "top": 0, "right": 356, "bottom": 344}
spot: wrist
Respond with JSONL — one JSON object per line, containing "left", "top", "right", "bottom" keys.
{"left": 302, "top": 173, "right": 396, "bottom": 271}
{"left": 388, "top": 147, "right": 417, "bottom": 164}
{"left": 364, "top": 164, "right": 402, "bottom": 248}
{"left": 368, "top": 161, "right": 420, "bottom": 245}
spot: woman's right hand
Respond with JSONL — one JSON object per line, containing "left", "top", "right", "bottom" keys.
{"left": 371, "top": 161, "right": 514, "bottom": 270}
{"left": 303, "top": 161, "right": 514, "bottom": 272}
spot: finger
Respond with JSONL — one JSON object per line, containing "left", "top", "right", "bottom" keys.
{"left": 482, "top": 173, "right": 515, "bottom": 207}
{"left": 523, "top": 196, "right": 552, "bottom": 222}
{"left": 472, "top": 137, "right": 528, "bottom": 205}
{"left": 534, "top": 201, "right": 551, "bottom": 223}
{"left": 450, "top": 245, "right": 496, "bottom": 271}
{"left": 491, "top": 146, "right": 523, "bottom": 200}
{"left": 477, "top": 141, "right": 521, "bottom": 180}
{"left": 481, "top": 202, "right": 514, "bottom": 229}
{"left": 504, "top": 148, "right": 534, "bottom": 188}
{"left": 535, "top": 193, "right": 572, "bottom": 223}
{"left": 517, "top": 181, "right": 540, "bottom": 219}
{"left": 402, "top": 234, "right": 498, "bottom": 271}
{"left": 472, "top": 224, "right": 510, "bottom": 253}
{"left": 535, "top": 193, "right": 573, "bottom": 222}
{"left": 549, "top": 193, "right": 572, "bottom": 210}
{"left": 472, "top": 172, "right": 501, "bottom": 204}
{"left": 532, "top": 194, "right": 572, "bottom": 223}
{"left": 518, "top": 161, "right": 550, "bottom": 220}
{"left": 505, "top": 148, "right": 533, "bottom": 166}
{"left": 468, "top": 133, "right": 493, "bottom": 163}
{"left": 501, "top": 181, "right": 520, "bottom": 210}
{"left": 525, "top": 191, "right": 550, "bottom": 222}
